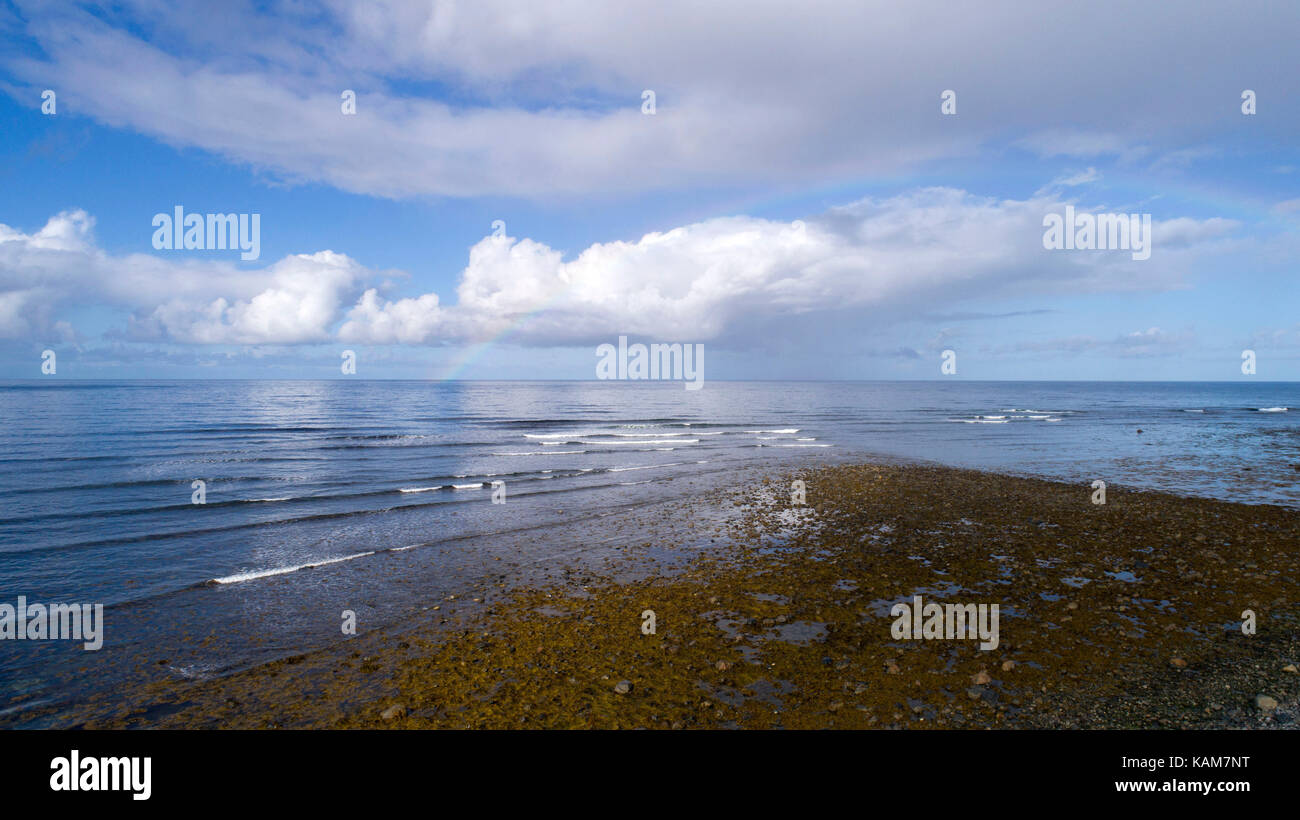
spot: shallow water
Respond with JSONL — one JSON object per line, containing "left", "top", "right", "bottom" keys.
{"left": 0, "top": 379, "right": 1295, "bottom": 719}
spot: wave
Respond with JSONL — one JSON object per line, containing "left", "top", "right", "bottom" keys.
{"left": 490, "top": 450, "right": 586, "bottom": 455}
{"left": 1258, "top": 407, "right": 1289, "bottom": 413}
{"left": 745, "top": 428, "right": 799, "bottom": 434}
{"left": 608, "top": 462, "right": 685, "bottom": 473}
{"left": 452, "top": 483, "right": 486, "bottom": 490}
{"left": 573, "top": 438, "right": 698, "bottom": 445}
{"left": 398, "top": 486, "right": 443, "bottom": 493}
{"left": 210, "top": 551, "right": 376, "bottom": 585}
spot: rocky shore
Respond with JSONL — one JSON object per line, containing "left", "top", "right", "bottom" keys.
{"left": 59, "top": 462, "right": 1300, "bottom": 729}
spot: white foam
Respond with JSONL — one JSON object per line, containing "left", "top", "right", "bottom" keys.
{"left": 211, "top": 551, "right": 376, "bottom": 585}
{"left": 609, "top": 462, "right": 685, "bottom": 472}
{"left": 491, "top": 450, "right": 585, "bottom": 455}
{"left": 452, "top": 483, "right": 486, "bottom": 489}
{"left": 1258, "top": 407, "right": 1289, "bottom": 412}
{"left": 745, "top": 428, "right": 799, "bottom": 434}
{"left": 574, "top": 438, "right": 698, "bottom": 445}
{"left": 398, "top": 486, "right": 442, "bottom": 493}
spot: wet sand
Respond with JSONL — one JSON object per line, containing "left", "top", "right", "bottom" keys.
{"left": 48, "top": 462, "right": 1300, "bottom": 729}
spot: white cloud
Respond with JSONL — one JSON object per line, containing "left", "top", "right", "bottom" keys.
{"left": 0, "top": 193, "right": 1249, "bottom": 348}
{"left": 4, "top": 0, "right": 1297, "bottom": 197}
{"left": 340, "top": 188, "right": 1238, "bottom": 346}
{"left": 0, "top": 211, "right": 367, "bottom": 343}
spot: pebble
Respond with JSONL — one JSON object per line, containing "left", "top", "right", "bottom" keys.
{"left": 715, "top": 660, "right": 731, "bottom": 672}
{"left": 1170, "top": 657, "right": 1187, "bottom": 668}
{"left": 966, "top": 686, "right": 984, "bottom": 700}
{"left": 614, "top": 680, "right": 632, "bottom": 695}
{"left": 1283, "top": 664, "right": 1298, "bottom": 673}
{"left": 971, "top": 670, "right": 992, "bottom": 685}
{"left": 1001, "top": 660, "right": 1016, "bottom": 672}
{"left": 1255, "top": 694, "right": 1278, "bottom": 712}
{"left": 380, "top": 704, "right": 406, "bottom": 721}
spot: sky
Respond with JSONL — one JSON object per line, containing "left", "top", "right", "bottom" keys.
{"left": 0, "top": 0, "right": 1297, "bottom": 380}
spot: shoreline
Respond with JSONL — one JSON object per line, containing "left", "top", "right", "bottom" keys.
{"left": 31, "top": 461, "right": 1300, "bottom": 729}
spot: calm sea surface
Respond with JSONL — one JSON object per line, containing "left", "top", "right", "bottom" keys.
{"left": 0, "top": 380, "right": 1295, "bottom": 722}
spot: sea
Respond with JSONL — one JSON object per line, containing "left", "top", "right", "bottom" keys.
{"left": 0, "top": 379, "right": 1295, "bottom": 723}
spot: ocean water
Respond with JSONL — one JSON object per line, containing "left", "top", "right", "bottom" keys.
{"left": 0, "top": 379, "right": 1296, "bottom": 722}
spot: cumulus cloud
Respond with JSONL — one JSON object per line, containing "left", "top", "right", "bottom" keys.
{"left": 0, "top": 210, "right": 368, "bottom": 343}
{"left": 0, "top": 191, "right": 1248, "bottom": 349}
{"left": 337, "top": 188, "right": 1239, "bottom": 346}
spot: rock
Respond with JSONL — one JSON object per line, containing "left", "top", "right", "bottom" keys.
{"left": 614, "top": 680, "right": 632, "bottom": 694}
{"left": 971, "top": 670, "right": 992, "bottom": 685}
{"left": 715, "top": 660, "right": 731, "bottom": 672}
{"left": 1283, "top": 664, "right": 1298, "bottom": 673}
{"left": 966, "top": 686, "right": 984, "bottom": 700}
{"left": 1001, "top": 660, "right": 1016, "bottom": 672}
{"left": 829, "top": 701, "right": 844, "bottom": 712}
{"left": 1255, "top": 694, "right": 1279, "bottom": 712}
{"left": 886, "top": 663, "right": 900, "bottom": 675}
{"left": 380, "top": 704, "right": 406, "bottom": 721}
{"left": 1066, "top": 602, "right": 1078, "bottom": 610}
{"left": 1170, "top": 657, "right": 1187, "bottom": 668}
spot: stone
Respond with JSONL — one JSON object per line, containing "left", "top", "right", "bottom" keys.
{"left": 1170, "top": 657, "right": 1187, "bottom": 668}
{"left": 1255, "top": 694, "right": 1278, "bottom": 712}
{"left": 380, "top": 704, "right": 406, "bottom": 721}
{"left": 971, "top": 670, "right": 992, "bottom": 685}
{"left": 614, "top": 680, "right": 632, "bottom": 694}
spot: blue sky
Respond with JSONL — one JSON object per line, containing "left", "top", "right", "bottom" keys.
{"left": 0, "top": 0, "right": 1298, "bottom": 380}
